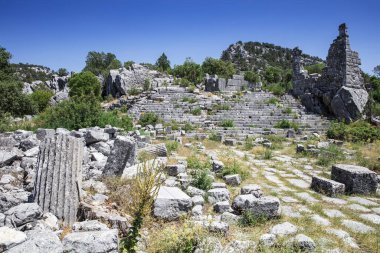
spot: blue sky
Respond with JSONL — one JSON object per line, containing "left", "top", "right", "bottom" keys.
{"left": 0, "top": 0, "right": 379, "bottom": 73}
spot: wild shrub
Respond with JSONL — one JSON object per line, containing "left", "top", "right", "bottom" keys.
{"left": 182, "top": 97, "right": 198, "bottom": 103}
{"left": 0, "top": 80, "right": 35, "bottom": 116}
{"left": 238, "top": 211, "right": 268, "bottom": 227}
{"left": 68, "top": 71, "right": 101, "bottom": 98}
{"left": 327, "top": 121, "right": 380, "bottom": 142}
{"left": 166, "top": 141, "right": 180, "bottom": 154}
{"left": 190, "top": 107, "right": 202, "bottom": 116}
{"left": 148, "top": 222, "right": 204, "bottom": 253}
{"left": 138, "top": 112, "right": 160, "bottom": 127}
{"left": 127, "top": 87, "right": 141, "bottom": 96}
{"left": 266, "top": 97, "right": 279, "bottom": 105}
{"left": 183, "top": 122, "right": 194, "bottom": 132}
{"left": 29, "top": 88, "right": 54, "bottom": 113}
{"left": 262, "top": 149, "right": 273, "bottom": 160}
{"left": 274, "top": 119, "right": 299, "bottom": 131}
{"left": 187, "top": 155, "right": 212, "bottom": 190}
{"left": 221, "top": 159, "right": 249, "bottom": 180}
{"left": 316, "top": 144, "right": 344, "bottom": 167}
{"left": 212, "top": 104, "right": 230, "bottom": 111}
{"left": 218, "top": 119, "right": 234, "bottom": 128}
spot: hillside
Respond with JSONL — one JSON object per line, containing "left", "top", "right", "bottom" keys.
{"left": 221, "top": 41, "right": 323, "bottom": 71}
{"left": 12, "top": 63, "right": 54, "bottom": 83}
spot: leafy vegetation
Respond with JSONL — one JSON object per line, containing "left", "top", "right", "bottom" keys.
{"left": 68, "top": 71, "right": 101, "bottom": 99}
{"left": 221, "top": 159, "right": 249, "bottom": 180}
{"left": 201, "top": 57, "right": 235, "bottom": 79}
{"left": 165, "top": 141, "right": 180, "bottom": 154}
{"left": 0, "top": 80, "right": 35, "bottom": 117}
{"left": 238, "top": 211, "right": 269, "bottom": 227}
{"left": 304, "top": 63, "right": 325, "bottom": 74}
{"left": 83, "top": 51, "right": 122, "bottom": 77}
{"left": 138, "top": 112, "right": 160, "bottom": 127}
{"left": 327, "top": 121, "right": 380, "bottom": 142}
{"left": 187, "top": 155, "right": 212, "bottom": 190}
{"left": 29, "top": 87, "right": 54, "bottom": 113}
{"left": 274, "top": 119, "right": 300, "bottom": 131}
{"left": 218, "top": 119, "right": 234, "bottom": 128}
{"left": 244, "top": 71, "right": 260, "bottom": 83}
{"left": 155, "top": 53, "right": 171, "bottom": 72}
{"left": 171, "top": 58, "right": 203, "bottom": 84}
{"left": 316, "top": 144, "right": 344, "bottom": 167}
{"left": 190, "top": 107, "right": 202, "bottom": 116}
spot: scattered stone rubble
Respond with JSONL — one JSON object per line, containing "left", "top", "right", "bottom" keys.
{"left": 292, "top": 23, "right": 368, "bottom": 122}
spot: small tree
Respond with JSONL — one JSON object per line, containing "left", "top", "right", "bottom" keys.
{"left": 374, "top": 65, "right": 380, "bottom": 78}
{"left": 201, "top": 57, "right": 235, "bottom": 79}
{"left": 143, "top": 79, "right": 151, "bottom": 91}
{"left": 68, "top": 71, "right": 101, "bottom": 99}
{"left": 155, "top": 53, "right": 171, "bottom": 72}
{"left": 57, "top": 68, "right": 69, "bottom": 77}
{"left": 244, "top": 71, "right": 260, "bottom": 83}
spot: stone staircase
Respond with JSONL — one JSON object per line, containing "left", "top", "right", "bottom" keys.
{"left": 127, "top": 87, "right": 331, "bottom": 139}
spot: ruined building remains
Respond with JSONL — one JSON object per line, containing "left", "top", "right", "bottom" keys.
{"left": 292, "top": 23, "right": 368, "bottom": 122}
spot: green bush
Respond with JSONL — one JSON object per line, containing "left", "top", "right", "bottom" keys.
{"left": 218, "top": 119, "right": 234, "bottom": 128}
{"left": 221, "top": 159, "right": 249, "bottom": 180}
{"left": 262, "top": 149, "right": 273, "bottom": 160}
{"left": 166, "top": 141, "right": 180, "bottom": 154}
{"left": 201, "top": 57, "right": 235, "bottom": 79}
{"left": 172, "top": 58, "right": 203, "bottom": 84}
{"left": 143, "top": 79, "right": 151, "bottom": 91}
{"left": 266, "top": 97, "right": 279, "bottom": 105}
{"left": 37, "top": 98, "right": 101, "bottom": 130}
{"left": 267, "top": 83, "right": 286, "bottom": 96}
{"left": 327, "top": 121, "right": 380, "bottom": 142}
{"left": 212, "top": 104, "right": 230, "bottom": 111}
{"left": 244, "top": 71, "right": 260, "bottom": 83}
{"left": 209, "top": 131, "right": 222, "bottom": 142}
{"left": 304, "top": 63, "right": 325, "bottom": 74}
{"left": 238, "top": 211, "right": 268, "bottom": 227}
{"left": 182, "top": 97, "right": 198, "bottom": 103}
{"left": 274, "top": 119, "right": 299, "bottom": 131}
{"left": 316, "top": 144, "right": 344, "bottom": 167}
{"left": 138, "top": 112, "right": 160, "bottom": 127}
{"left": 183, "top": 122, "right": 194, "bottom": 132}
{"left": 29, "top": 88, "right": 53, "bottom": 113}
{"left": 68, "top": 71, "right": 101, "bottom": 99}
{"left": 97, "top": 111, "right": 133, "bottom": 131}
{"left": 0, "top": 80, "right": 35, "bottom": 117}
{"left": 187, "top": 156, "right": 212, "bottom": 191}
{"left": 127, "top": 87, "right": 141, "bottom": 96}
{"left": 190, "top": 107, "right": 202, "bottom": 116}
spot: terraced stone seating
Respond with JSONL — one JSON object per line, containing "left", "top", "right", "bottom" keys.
{"left": 127, "top": 88, "right": 331, "bottom": 140}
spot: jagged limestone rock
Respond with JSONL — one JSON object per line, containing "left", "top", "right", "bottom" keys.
{"left": 33, "top": 134, "right": 84, "bottom": 226}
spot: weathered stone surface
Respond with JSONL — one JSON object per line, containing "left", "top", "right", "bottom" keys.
{"left": 232, "top": 194, "right": 280, "bottom": 218}
{"left": 153, "top": 186, "right": 192, "bottom": 220}
{"left": 104, "top": 136, "right": 136, "bottom": 176}
{"left": 209, "top": 221, "right": 229, "bottom": 235}
{"left": 341, "top": 219, "right": 375, "bottom": 233}
{"left": 72, "top": 220, "right": 109, "bottom": 232}
{"left": 186, "top": 186, "right": 205, "bottom": 197}
{"left": 221, "top": 212, "right": 239, "bottom": 225}
{"left": 270, "top": 222, "right": 298, "bottom": 236}
{"left": 311, "top": 176, "right": 345, "bottom": 197}
{"left": 62, "top": 229, "right": 119, "bottom": 253}
{"left": 0, "top": 148, "right": 22, "bottom": 167}
{"left": 0, "top": 189, "right": 31, "bottom": 213}
{"left": 33, "top": 134, "right": 84, "bottom": 226}
{"left": 223, "top": 240, "right": 256, "bottom": 253}
{"left": 240, "top": 184, "right": 263, "bottom": 198}
{"left": 212, "top": 160, "right": 224, "bottom": 172}
{"left": 331, "top": 164, "right": 378, "bottom": 194}
{"left": 138, "top": 143, "right": 167, "bottom": 157}
{"left": 292, "top": 234, "right": 316, "bottom": 251}
{"left": 7, "top": 229, "right": 63, "bottom": 253}
{"left": 213, "top": 201, "right": 231, "bottom": 213}
{"left": 85, "top": 130, "right": 109, "bottom": 145}
{"left": 165, "top": 164, "right": 186, "bottom": 176}
{"left": 259, "top": 233, "right": 276, "bottom": 247}
{"left": 207, "top": 188, "right": 230, "bottom": 204}
{"left": 223, "top": 174, "right": 241, "bottom": 186}
{"left": 0, "top": 226, "right": 27, "bottom": 252}
{"left": 4, "top": 203, "right": 42, "bottom": 227}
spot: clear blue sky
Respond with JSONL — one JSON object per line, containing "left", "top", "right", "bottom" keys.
{"left": 0, "top": 0, "right": 379, "bottom": 73}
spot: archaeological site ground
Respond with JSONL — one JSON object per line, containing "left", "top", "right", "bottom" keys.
{"left": 1, "top": 1, "right": 380, "bottom": 253}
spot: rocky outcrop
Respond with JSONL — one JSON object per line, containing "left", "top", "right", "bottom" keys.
{"left": 292, "top": 23, "right": 368, "bottom": 122}
{"left": 33, "top": 134, "right": 84, "bottom": 226}
{"left": 103, "top": 64, "right": 174, "bottom": 97}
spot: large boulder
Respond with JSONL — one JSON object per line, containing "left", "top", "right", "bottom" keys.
{"left": 4, "top": 203, "right": 43, "bottom": 227}
{"left": 331, "top": 87, "right": 368, "bottom": 122}
{"left": 331, "top": 164, "right": 378, "bottom": 194}
{"left": 104, "top": 136, "right": 136, "bottom": 176}
{"left": 232, "top": 195, "right": 280, "bottom": 218}
{"left": 7, "top": 229, "right": 63, "bottom": 253}
{"left": 0, "top": 189, "right": 31, "bottom": 213}
{"left": 62, "top": 229, "right": 119, "bottom": 253}
{"left": 311, "top": 176, "right": 345, "bottom": 197}
{"left": 153, "top": 186, "right": 192, "bottom": 221}
{"left": 103, "top": 64, "right": 173, "bottom": 97}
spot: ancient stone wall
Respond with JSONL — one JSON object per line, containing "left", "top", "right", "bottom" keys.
{"left": 292, "top": 23, "right": 368, "bottom": 122}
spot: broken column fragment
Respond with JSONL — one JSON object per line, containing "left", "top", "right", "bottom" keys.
{"left": 33, "top": 134, "right": 84, "bottom": 226}
{"left": 103, "top": 136, "right": 136, "bottom": 176}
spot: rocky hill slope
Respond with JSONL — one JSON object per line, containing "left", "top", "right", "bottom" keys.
{"left": 221, "top": 41, "right": 323, "bottom": 71}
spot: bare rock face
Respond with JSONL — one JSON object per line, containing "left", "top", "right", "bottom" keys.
{"left": 292, "top": 23, "right": 368, "bottom": 122}
{"left": 33, "top": 134, "right": 84, "bottom": 226}
{"left": 103, "top": 64, "right": 173, "bottom": 97}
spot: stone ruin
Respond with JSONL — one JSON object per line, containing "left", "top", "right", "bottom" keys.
{"left": 292, "top": 23, "right": 368, "bottom": 122}
{"left": 205, "top": 74, "right": 262, "bottom": 92}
